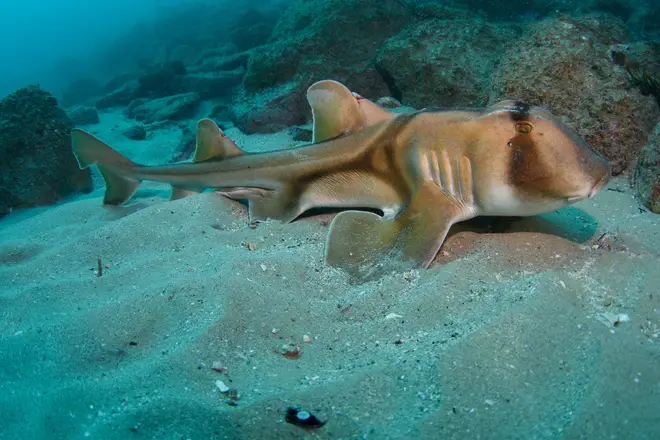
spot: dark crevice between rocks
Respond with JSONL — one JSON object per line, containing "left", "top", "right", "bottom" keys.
{"left": 374, "top": 63, "right": 402, "bottom": 103}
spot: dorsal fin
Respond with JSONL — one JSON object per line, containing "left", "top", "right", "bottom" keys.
{"left": 306, "top": 80, "right": 395, "bottom": 143}
{"left": 194, "top": 118, "right": 244, "bottom": 163}
{"left": 307, "top": 80, "right": 367, "bottom": 143}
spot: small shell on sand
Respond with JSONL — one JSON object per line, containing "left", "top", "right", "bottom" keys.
{"left": 215, "top": 380, "right": 230, "bottom": 393}
{"left": 211, "top": 361, "right": 227, "bottom": 373}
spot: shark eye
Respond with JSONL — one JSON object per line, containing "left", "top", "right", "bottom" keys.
{"left": 515, "top": 122, "right": 533, "bottom": 134}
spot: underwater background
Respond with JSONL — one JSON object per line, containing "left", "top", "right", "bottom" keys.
{"left": 1, "top": 0, "right": 659, "bottom": 439}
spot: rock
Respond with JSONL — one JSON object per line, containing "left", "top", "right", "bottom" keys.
{"left": 289, "top": 126, "right": 312, "bottom": 142}
{"left": 96, "top": 81, "right": 139, "bottom": 110}
{"left": 230, "top": 81, "right": 309, "bottom": 133}
{"left": 122, "top": 125, "right": 147, "bottom": 141}
{"left": 231, "top": 0, "right": 422, "bottom": 133}
{"left": 66, "top": 105, "right": 100, "bottom": 125}
{"left": 634, "top": 122, "right": 660, "bottom": 213}
{"left": 376, "top": 96, "right": 402, "bottom": 108}
{"left": 127, "top": 92, "right": 201, "bottom": 123}
{"left": 489, "top": 14, "right": 660, "bottom": 174}
{"left": 209, "top": 103, "right": 230, "bottom": 120}
{"left": 0, "top": 85, "right": 92, "bottom": 215}
{"left": 135, "top": 61, "right": 187, "bottom": 99}
{"left": 376, "top": 18, "right": 516, "bottom": 108}
{"left": 192, "top": 51, "right": 252, "bottom": 74}
{"left": 101, "top": 72, "right": 138, "bottom": 95}
{"left": 170, "top": 127, "right": 196, "bottom": 162}
{"left": 60, "top": 77, "right": 103, "bottom": 107}
{"left": 228, "top": 8, "right": 277, "bottom": 52}
{"left": 182, "top": 69, "right": 244, "bottom": 99}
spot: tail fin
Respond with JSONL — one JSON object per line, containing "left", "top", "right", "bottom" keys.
{"left": 71, "top": 129, "right": 140, "bottom": 206}
{"left": 170, "top": 118, "right": 246, "bottom": 200}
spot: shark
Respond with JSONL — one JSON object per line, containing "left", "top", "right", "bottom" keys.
{"left": 71, "top": 79, "right": 611, "bottom": 278}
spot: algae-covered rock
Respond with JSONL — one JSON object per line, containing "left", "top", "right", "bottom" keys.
{"left": 634, "top": 122, "right": 660, "bottom": 213}
{"left": 66, "top": 105, "right": 99, "bottom": 126}
{"left": 376, "top": 18, "right": 517, "bottom": 108}
{"left": 127, "top": 92, "right": 201, "bottom": 123}
{"left": 182, "top": 69, "right": 244, "bottom": 99}
{"left": 0, "top": 86, "right": 92, "bottom": 215}
{"left": 95, "top": 81, "right": 139, "bottom": 110}
{"left": 135, "top": 61, "right": 187, "bottom": 99}
{"left": 489, "top": 14, "right": 660, "bottom": 174}
{"left": 231, "top": 0, "right": 419, "bottom": 133}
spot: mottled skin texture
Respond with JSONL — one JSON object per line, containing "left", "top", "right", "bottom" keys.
{"left": 71, "top": 80, "right": 610, "bottom": 277}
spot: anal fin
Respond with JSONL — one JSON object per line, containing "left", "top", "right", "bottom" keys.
{"left": 325, "top": 181, "right": 473, "bottom": 279}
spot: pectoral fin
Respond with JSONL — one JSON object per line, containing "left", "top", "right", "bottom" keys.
{"left": 325, "top": 182, "right": 472, "bottom": 279}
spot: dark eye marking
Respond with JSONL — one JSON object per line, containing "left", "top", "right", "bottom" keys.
{"left": 515, "top": 122, "right": 533, "bottom": 133}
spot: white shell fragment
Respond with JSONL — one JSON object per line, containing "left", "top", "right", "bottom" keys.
{"left": 215, "top": 380, "right": 230, "bottom": 393}
{"left": 385, "top": 313, "right": 403, "bottom": 320}
{"left": 596, "top": 312, "right": 630, "bottom": 328}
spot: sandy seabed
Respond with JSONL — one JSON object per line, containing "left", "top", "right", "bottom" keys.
{"left": 1, "top": 111, "right": 659, "bottom": 440}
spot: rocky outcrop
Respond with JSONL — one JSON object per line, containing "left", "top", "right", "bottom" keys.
{"left": 66, "top": 105, "right": 99, "bottom": 125}
{"left": 228, "top": 8, "right": 277, "bottom": 52}
{"left": 182, "top": 69, "right": 244, "bottom": 99}
{"left": 230, "top": 0, "right": 422, "bottom": 133}
{"left": 634, "top": 122, "right": 660, "bottom": 213}
{"left": 135, "top": 61, "right": 187, "bottom": 99}
{"left": 489, "top": 14, "right": 660, "bottom": 174}
{"left": 376, "top": 18, "right": 517, "bottom": 108}
{"left": 121, "top": 125, "right": 147, "bottom": 141}
{"left": 96, "top": 82, "right": 139, "bottom": 110}
{"left": 60, "top": 77, "right": 103, "bottom": 107}
{"left": 0, "top": 86, "right": 92, "bottom": 215}
{"left": 127, "top": 92, "right": 201, "bottom": 123}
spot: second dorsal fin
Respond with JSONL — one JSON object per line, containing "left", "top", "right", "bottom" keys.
{"left": 194, "top": 118, "right": 245, "bottom": 162}
{"left": 170, "top": 119, "right": 245, "bottom": 201}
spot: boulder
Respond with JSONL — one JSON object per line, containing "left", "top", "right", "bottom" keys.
{"left": 489, "top": 14, "right": 660, "bottom": 174}
{"left": 376, "top": 18, "right": 517, "bottom": 108}
{"left": 289, "top": 126, "right": 312, "bottom": 142}
{"left": 127, "top": 92, "right": 201, "bottom": 123}
{"left": 170, "top": 127, "right": 196, "bottom": 162}
{"left": 230, "top": 81, "right": 309, "bottom": 133}
{"left": 228, "top": 8, "right": 277, "bottom": 52}
{"left": 0, "top": 86, "right": 92, "bottom": 215}
{"left": 135, "top": 61, "right": 187, "bottom": 99}
{"left": 60, "top": 77, "right": 103, "bottom": 107}
{"left": 121, "top": 125, "right": 147, "bottom": 141}
{"left": 66, "top": 105, "right": 100, "bottom": 125}
{"left": 96, "top": 81, "right": 139, "bottom": 110}
{"left": 231, "top": 0, "right": 422, "bottom": 133}
{"left": 634, "top": 121, "right": 660, "bottom": 213}
{"left": 182, "top": 68, "right": 244, "bottom": 99}
{"left": 192, "top": 51, "right": 252, "bottom": 74}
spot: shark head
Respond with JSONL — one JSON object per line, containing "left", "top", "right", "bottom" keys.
{"left": 475, "top": 100, "right": 611, "bottom": 216}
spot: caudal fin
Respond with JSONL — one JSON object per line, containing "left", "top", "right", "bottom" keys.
{"left": 70, "top": 129, "right": 140, "bottom": 206}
